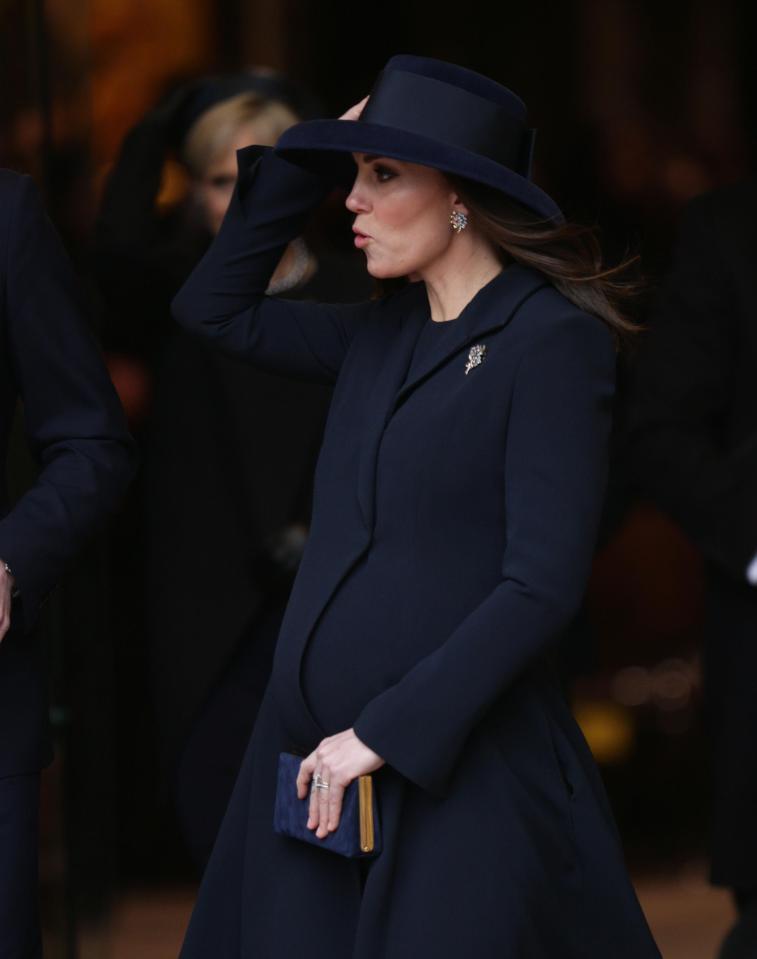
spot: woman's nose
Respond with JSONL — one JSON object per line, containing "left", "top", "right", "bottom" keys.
{"left": 345, "top": 180, "right": 369, "bottom": 213}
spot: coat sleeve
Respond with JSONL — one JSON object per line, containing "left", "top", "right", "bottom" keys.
{"left": 0, "top": 175, "right": 138, "bottom": 631}
{"left": 171, "top": 144, "right": 372, "bottom": 383}
{"left": 627, "top": 195, "right": 757, "bottom": 582}
{"left": 352, "top": 310, "right": 616, "bottom": 797}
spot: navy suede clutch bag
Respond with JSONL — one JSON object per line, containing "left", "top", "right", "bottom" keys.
{"left": 273, "top": 751, "right": 382, "bottom": 858}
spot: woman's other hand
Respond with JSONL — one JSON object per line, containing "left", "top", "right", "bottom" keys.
{"left": 296, "top": 728, "right": 384, "bottom": 839}
{"left": 338, "top": 96, "right": 369, "bottom": 122}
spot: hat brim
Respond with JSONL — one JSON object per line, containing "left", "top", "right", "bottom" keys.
{"left": 275, "top": 119, "right": 563, "bottom": 224}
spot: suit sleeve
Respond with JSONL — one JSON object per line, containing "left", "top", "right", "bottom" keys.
{"left": 171, "top": 144, "right": 372, "bottom": 383}
{"left": 627, "top": 197, "right": 756, "bottom": 581}
{"left": 353, "top": 311, "right": 616, "bottom": 796}
{"left": 0, "top": 176, "right": 138, "bottom": 631}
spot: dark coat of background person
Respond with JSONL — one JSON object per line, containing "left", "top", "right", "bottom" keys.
{"left": 627, "top": 181, "right": 757, "bottom": 894}
{"left": 0, "top": 170, "right": 136, "bottom": 774}
{"left": 171, "top": 145, "right": 661, "bottom": 959}
{"left": 0, "top": 169, "right": 136, "bottom": 953}
{"left": 94, "top": 105, "right": 371, "bottom": 869}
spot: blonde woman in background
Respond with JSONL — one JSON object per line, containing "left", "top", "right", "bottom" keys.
{"left": 183, "top": 89, "right": 308, "bottom": 239}
{"left": 94, "top": 72, "right": 371, "bottom": 872}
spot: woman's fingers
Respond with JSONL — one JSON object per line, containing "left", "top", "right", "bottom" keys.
{"left": 307, "top": 770, "right": 321, "bottom": 831}
{"left": 316, "top": 768, "right": 331, "bottom": 838}
{"left": 327, "top": 781, "right": 346, "bottom": 832}
{"left": 298, "top": 729, "right": 383, "bottom": 838}
{"left": 298, "top": 751, "right": 323, "bottom": 831}
{"left": 305, "top": 761, "right": 346, "bottom": 838}
{"left": 338, "top": 95, "right": 369, "bottom": 122}
{"left": 296, "top": 753, "right": 316, "bottom": 799}
{"left": 311, "top": 767, "right": 346, "bottom": 838}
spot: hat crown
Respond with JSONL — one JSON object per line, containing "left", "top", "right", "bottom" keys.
{"left": 272, "top": 53, "right": 563, "bottom": 223}
{"left": 381, "top": 54, "right": 527, "bottom": 122}
{"left": 358, "top": 56, "right": 532, "bottom": 179}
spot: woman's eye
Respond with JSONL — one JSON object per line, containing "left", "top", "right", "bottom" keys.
{"left": 209, "top": 175, "right": 236, "bottom": 190}
{"left": 374, "top": 165, "right": 396, "bottom": 183}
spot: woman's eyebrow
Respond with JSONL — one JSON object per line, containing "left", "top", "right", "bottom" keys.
{"left": 361, "top": 154, "right": 385, "bottom": 164}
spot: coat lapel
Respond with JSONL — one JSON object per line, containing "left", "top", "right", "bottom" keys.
{"left": 356, "top": 263, "right": 548, "bottom": 530}
{"left": 355, "top": 286, "right": 430, "bottom": 530}
{"left": 392, "top": 263, "right": 548, "bottom": 408}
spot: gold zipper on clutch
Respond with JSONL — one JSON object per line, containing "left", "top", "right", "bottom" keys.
{"left": 358, "top": 775, "right": 374, "bottom": 853}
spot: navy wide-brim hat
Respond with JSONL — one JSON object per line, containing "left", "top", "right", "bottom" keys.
{"left": 274, "top": 54, "right": 563, "bottom": 224}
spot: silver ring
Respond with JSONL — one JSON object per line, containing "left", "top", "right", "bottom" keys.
{"left": 312, "top": 773, "right": 330, "bottom": 789}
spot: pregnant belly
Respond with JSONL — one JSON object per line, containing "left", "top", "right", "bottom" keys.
{"left": 298, "top": 546, "right": 493, "bottom": 734}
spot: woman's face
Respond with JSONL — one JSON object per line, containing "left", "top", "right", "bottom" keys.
{"left": 346, "top": 153, "right": 464, "bottom": 279}
{"left": 192, "top": 124, "right": 263, "bottom": 235}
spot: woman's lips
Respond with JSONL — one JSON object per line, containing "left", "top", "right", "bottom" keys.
{"left": 354, "top": 233, "right": 371, "bottom": 248}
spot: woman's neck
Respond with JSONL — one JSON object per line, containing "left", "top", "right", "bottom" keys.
{"left": 416, "top": 238, "right": 503, "bottom": 324}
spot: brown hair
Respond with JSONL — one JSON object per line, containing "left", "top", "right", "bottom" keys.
{"left": 375, "top": 175, "right": 642, "bottom": 346}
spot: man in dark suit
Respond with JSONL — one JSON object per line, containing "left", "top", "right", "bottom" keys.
{"left": 628, "top": 182, "right": 757, "bottom": 959}
{"left": 0, "top": 169, "right": 137, "bottom": 957}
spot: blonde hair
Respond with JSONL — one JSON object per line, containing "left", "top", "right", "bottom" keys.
{"left": 181, "top": 91, "right": 299, "bottom": 177}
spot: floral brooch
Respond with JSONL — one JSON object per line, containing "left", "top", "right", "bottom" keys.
{"left": 464, "top": 343, "right": 487, "bottom": 375}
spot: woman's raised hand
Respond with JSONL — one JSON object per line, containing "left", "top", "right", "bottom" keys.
{"left": 296, "top": 728, "right": 385, "bottom": 839}
{"left": 338, "top": 96, "right": 369, "bottom": 122}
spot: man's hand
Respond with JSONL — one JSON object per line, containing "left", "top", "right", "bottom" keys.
{"left": 0, "top": 563, "right": 15, "bottom": 642}
{"left": 296, "top": 729, "right": 384, "bottom": 839}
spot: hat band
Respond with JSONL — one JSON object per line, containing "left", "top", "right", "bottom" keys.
{"left": 359, "top": 69, "right": 533, "bottom": 177}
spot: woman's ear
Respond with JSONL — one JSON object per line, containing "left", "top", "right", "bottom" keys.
{"left": 450, "top": 194, "right": 469, "bottom": 217}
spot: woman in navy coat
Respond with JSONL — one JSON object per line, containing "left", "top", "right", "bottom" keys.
{"left": 172, "top": 55, "right": 661, "bottom": 958}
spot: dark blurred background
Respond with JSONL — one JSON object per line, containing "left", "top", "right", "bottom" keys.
{"left": 2, "top": 1, "right": 754, "bottom": 956}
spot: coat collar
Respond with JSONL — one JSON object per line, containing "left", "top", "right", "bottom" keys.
{"left": 356, "top": 262, "right": 549, "bottom": 530}
{"left": 392, "top": 262, "right": 549, "bottom": 407}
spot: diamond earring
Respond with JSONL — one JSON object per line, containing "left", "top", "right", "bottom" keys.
{"left": 449, "top": 210, "right": 468, "bottom": 233}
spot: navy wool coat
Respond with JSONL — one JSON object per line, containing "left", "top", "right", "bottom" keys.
{"left": 0, "top": 171, "right": 137, "bottom": 776}
{"left": 172, "top": 146, "right": 660, "bottom": 959}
